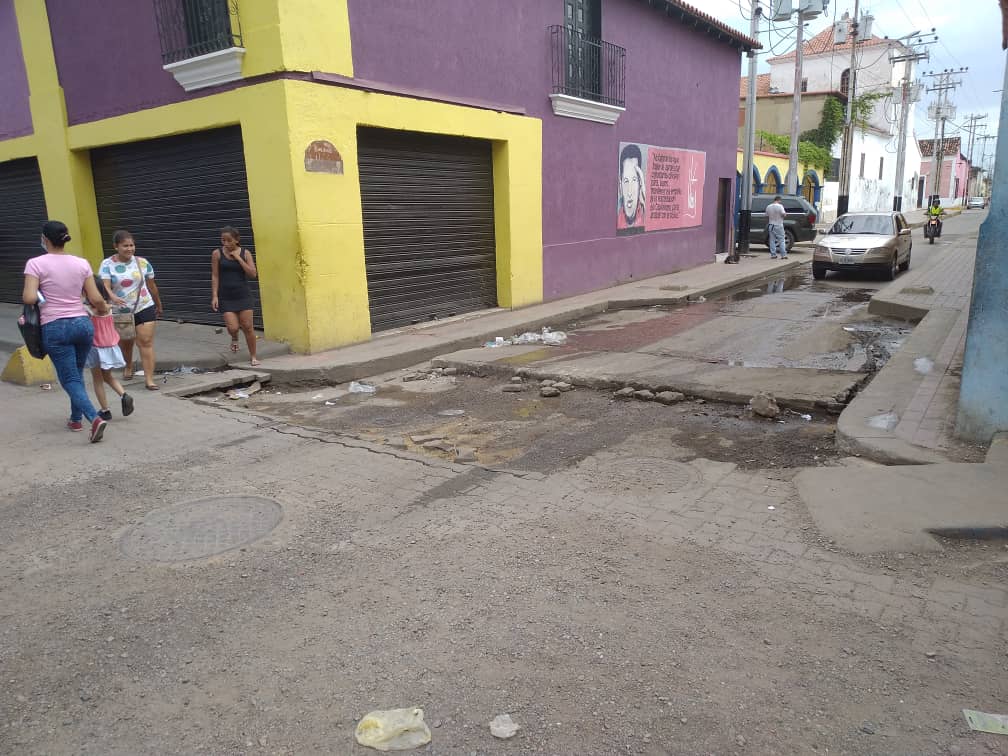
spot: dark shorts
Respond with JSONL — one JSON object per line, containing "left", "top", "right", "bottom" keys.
{"left": 133, "top": 304, "right": 158, "bottom": 326}
{"left": 219, "top": 290, "right": 254, "bottom": 314}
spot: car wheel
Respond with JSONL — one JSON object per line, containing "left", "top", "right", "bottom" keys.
{"left": 784, "top": 229, "right": 795, "bottom": 253}
{"left": 812, "top": 263, "right": 826, "bottom": 280}
{"left": 884, "top": 254, "right": 898, "bottom": 281}
{"left": 899, "top": 248, "right": 911, "bottom": 272}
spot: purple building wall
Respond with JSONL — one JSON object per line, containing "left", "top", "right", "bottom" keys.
{"left": 348, "top": 0, "right": 743, "bottom": 299}
{"left": 44, "top": 0, "right": 191, "bottom": 125}
{"left": 0, "top": 0, "right": 33, "bottom": 139}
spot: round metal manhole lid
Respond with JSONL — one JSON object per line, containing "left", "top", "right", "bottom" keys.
{"left": 119, "top": 495, "right": 283, "bottom": 563}
{"left": 580, "top": 456, "right": 702, "bottom": 496}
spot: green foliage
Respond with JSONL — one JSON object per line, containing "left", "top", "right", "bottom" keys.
{"left": 799, "top": 96, "right": 845, "bottom": 150}
{"left": 851, "top": 90, "right": 887, "bottom": 134}
{"left": 755, "top": 130, "right": 832, "bottom": 174}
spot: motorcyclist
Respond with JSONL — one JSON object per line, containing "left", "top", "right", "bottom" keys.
{"left": 927, "top": 198, "right": 943, "bottom": 237}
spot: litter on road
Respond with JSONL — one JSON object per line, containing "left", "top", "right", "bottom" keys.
{"left": 490, "top": 713, "right": 520, "bottom": 739}
{"left": 355, "top": 707, "right": 432, "bottom": 751}
{"left": 349, "top": 381, "right": 377, "bottom": 394}
{"left": 484, "top": 327, "right": 568, "bottom": 348}
{"left": 963, "top": 709, "right": 1008, "bottom": 735}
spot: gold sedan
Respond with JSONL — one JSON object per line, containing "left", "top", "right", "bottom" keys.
{"left": 812, "top": 212, "right": 913, "bottom": 281}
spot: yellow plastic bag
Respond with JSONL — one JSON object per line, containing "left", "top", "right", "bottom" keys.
{"left": 355, "top": 707, "right": 432, "bottom": 751}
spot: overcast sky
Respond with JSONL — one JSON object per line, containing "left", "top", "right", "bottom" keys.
{"left": 712, "top": 0, "right": 1004, "bottom": 170}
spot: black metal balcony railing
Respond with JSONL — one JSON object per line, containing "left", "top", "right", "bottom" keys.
{"left": 154, "top": 0, "right": 243, "bottom": 65}
{"left": 550, "top": 25, "right": 626, "bottom": 108}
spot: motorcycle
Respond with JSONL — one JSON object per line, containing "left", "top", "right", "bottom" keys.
{"left": 924, "top": 216, "right": 941, "bottom": 244}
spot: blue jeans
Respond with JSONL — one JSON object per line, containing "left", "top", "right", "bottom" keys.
{"left": 42, "top": 316, "right": 98, "bottom": 423}
{"left": 768, "top": 224, "right": 787, "bottom": 257}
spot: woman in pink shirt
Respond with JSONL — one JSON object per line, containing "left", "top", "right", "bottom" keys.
{"left": 22, "top": 221, "right": 111, "bottom": 443}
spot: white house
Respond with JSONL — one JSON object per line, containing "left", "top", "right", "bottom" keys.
{"left": 765, "top": 22, "right": 923, "bottom": 221}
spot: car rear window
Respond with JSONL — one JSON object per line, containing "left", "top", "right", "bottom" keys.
{"left": 751, "top": 198, "right": 769, "bottom": 211}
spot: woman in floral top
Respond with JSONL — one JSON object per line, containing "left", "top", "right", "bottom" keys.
{"left": 99, "top": 230, "right": 164, "bottom": 391}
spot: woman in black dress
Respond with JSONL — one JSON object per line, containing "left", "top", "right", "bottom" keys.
{"left": 211, "top": 226, "right": 259, "bottom": 366}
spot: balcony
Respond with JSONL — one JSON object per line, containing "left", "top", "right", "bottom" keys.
{"left": 154, "top": 0, "right": 245, "bottom": 91}
{"left": 549, "top": 25, "right": 626, "bottom": 125}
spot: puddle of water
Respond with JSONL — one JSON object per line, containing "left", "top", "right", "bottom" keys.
{"left": 721, "top": 274, "right": 807, "bottom": 302}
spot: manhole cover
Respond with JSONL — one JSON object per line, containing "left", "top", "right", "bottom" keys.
{"left": 119, "top": 495, "right": 282, "bottom": 563}
{"left": 579, "top": 456, "right": 701, "bottom": 496}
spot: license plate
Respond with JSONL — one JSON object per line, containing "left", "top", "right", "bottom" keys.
{"left": 838, "top": 255, "right": 854, "bottom": 264}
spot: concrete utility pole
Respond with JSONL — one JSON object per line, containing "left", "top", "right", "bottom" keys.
{"left": 734, "top": 0, "right": 763, "bottom": 263}
{"left": 957, "top": 54, "right": 1008, "bottom": 442}
{"left": 923, "top": 69, "right": 965, "bottom": 203}
{"left": 963, "top": 114, "right": 987, "bottom": 199}
{"left": 890, "top": 32, "right": 934, "bottom": 211}
{"left": 837, "top": 0, "right": 860, "bottom": 217}
{"left": 778, "top": 1, "right": 828, "bottom": 196}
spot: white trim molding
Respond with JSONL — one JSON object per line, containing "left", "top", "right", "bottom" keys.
{"left": 164, "top": 47, "right": 246, "bottom": 92}
{"left": 549, "top": 93, "right": 625, "bottom": 125}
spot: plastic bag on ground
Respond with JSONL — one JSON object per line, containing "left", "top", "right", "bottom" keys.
{"left": 541, "top": 329, "right": 567, "bottom": 345}
{"left": 349, "top": 381, "right": 377, "bottom": 394}
{"left": 355, "top": 707, "right": 432, "bottom": 751}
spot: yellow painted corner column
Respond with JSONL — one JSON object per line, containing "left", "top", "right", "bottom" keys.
{"left": 493, "top": 120, "right": 543, "bottom": 308}
{"left": 239, "top": 81, "right": 314, "bottom": 352}
{"left": 282, "top": 81, "right": 371, "bottom": 351}
{"left": 14, "top": 0, "right": 102, "bottom": 266}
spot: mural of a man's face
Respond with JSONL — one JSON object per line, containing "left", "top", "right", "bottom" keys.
{"left": 621, "top": 157, "right": 642, "bottom": 221}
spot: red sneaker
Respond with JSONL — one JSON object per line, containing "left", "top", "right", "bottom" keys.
{"left": 89, "top": 417, "right": 107, "bottom": 444}
{"left": 67, "top": 420, "right": 83, "bottom": 432}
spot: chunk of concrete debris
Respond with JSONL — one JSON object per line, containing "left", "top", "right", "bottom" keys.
{"left": 655, "top": 391, "right": 686, "bottom": 405}
{"left": 401, "top": 372, "right": 425, "bottom": 382}
{"left": 634, "top": 389, "right": 655, "bottom": 401}
{"left": 441, "top": 367, "right": 458, "bottom": 376}
{"left": 455, "top": 447, "right": 477, "bottom": 463}
{"left": 539, "top": 379, "right": 556, "bottom": 387}
{"left": 553, "top": 382, "right": 573, "bottom": 392}
{"left": 749, "top": 392, "right": 780, "bottom": 418}
{"left": 509, "top": 375, "right": 524, "bottom": 383}
{"left": 502, "top": 384, "right": 524, "bottom": 393}
{"left": 422, "top": 440, "right": 454, "bottom": 452}
{"left": 540, "top": 386, "right": 561, "bottom": 397}
{"left": 614, "top": 387, "right": 636, "bottom": 399}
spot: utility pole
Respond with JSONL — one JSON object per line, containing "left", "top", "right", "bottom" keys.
{"left": 963, "top": 115, "right": 987, "bottom": 199}
{"left": 734, "top": 0, "right": 763, "bottom": 263}
{"left": 890, "top": 32, "right": 934, "bottom": 211}
{"left": 836, "top": 0, "right": 860, "bottom": 217}
{"left": 978, "top": 133, "right": 996, "bottom": 192}
{"left": 923, "top": 68, "right": 965, "bottom": 204}
{"left": 778, "top": 1, "right": 829, "bottom": 196}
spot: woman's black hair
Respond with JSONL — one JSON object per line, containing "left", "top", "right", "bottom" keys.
{"left": 220, "top": 226, "right": 241, "bottom": 242}
{"left": 42, "top": 220, "right": 72, "bottom": 247}
{"left": 92, "top": 275, "right": 111, "bottom": 302}
{"left": 112, "top": 229, "right": 133, "bottom": 246}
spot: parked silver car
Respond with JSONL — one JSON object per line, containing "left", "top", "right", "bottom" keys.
{"left": 967, "top": 196, "right": 987, "bottom": 209}
{"left": 812, "top": 212, "right": 912, "bottom": 281}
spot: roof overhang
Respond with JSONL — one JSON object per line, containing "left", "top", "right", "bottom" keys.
{"left": 638, "top": 0, "right": 761, "bottom": 53}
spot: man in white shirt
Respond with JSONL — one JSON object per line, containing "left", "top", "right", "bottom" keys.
{"left": 766, "top": 196, "right": 788, "bottom": 259}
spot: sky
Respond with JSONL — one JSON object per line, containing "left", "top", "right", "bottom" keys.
{"left": 709, "top": 0, "right": 1005, "bottom": 172}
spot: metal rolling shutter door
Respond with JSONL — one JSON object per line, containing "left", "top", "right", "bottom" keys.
{"left": 90, "top": 126, "right": 262, "bottom": 328}
{"left": 0, "top": 159, "right": 47, "bottom": 304}
{"left": 358, "top": 128, "right": 497, "bottom": 332}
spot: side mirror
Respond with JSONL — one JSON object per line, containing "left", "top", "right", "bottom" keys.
{"left": 899, "top": 228, "right": 911, "bottom": 236}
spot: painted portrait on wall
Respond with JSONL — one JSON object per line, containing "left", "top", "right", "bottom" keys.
{"left": 617, "top": 142, "right": 706, "bottom": 234}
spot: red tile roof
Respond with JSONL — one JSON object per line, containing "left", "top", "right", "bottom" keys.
{"left": 768, "top": 22, "right": 891, "bottom": 62}
{"left": 739, "top": 73, "right": 772, "bottom": 98}
{"left": 918, "top": 137, "right": 963, "bottom": 158}
{"left": 641, "top": 0, "right": 760, "bottom": 51}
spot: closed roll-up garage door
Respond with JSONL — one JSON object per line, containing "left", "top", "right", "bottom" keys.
{"left": 0, "top": 158, "right": 47, "bottom": 304}
{"left": 358, "top": 128, "right": 497, "bottom": 332}
{"left": 91, "top": 126, "right": 262, "bottom": 327}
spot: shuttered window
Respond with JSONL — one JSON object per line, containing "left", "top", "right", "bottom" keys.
{"left": 91, "top": 126, "right": 262, "bottom": 327}
{"left": 358, "top": 128, "right": 497, "bottom": 332}
{"left": 0, "top": 158, "right": 47, "bottom": 304}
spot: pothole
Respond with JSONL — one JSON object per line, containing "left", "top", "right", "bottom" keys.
{"left": 119, "top": 495, "right": 283, "bottom": 563}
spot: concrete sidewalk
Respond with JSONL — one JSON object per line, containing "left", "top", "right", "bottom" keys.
{"left": 0, "top": 303, "right": 290, "bottom": 371}
{"left": 836, "top": 230, "right": 980, "bottom": 464}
